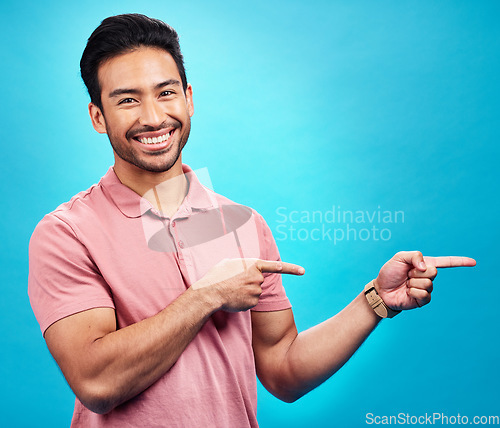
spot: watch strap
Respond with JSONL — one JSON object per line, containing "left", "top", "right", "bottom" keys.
{"left": 364, "top": 281, "right": 401, "bottom": 319}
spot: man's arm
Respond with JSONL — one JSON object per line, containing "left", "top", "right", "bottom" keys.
{"left": 44, "top": 258, "right": 303, "bottom": 414}
{"left": 251, "top": 251, "right": 476, "bottom": 402}
{"left": 45, "top": 287, "right": 218, "bottom": 414}
{"left": 252, "top": 291, "right": 379, "bottom": 403}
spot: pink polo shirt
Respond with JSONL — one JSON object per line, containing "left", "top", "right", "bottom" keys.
{"left": 28, "top": 165, "right": 290, "bottom": 427}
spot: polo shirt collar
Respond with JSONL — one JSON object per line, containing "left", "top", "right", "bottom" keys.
{"left": 101, "top": 164, "right": 215, "bottom": 219}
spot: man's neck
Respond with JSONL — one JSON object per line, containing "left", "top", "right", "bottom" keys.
{"left": 113, "top": 157, "right": 189, "bottom": 218}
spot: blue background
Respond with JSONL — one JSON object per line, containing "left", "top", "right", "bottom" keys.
{"left": 1, "top": 0, "right": 498, "bottom": 426}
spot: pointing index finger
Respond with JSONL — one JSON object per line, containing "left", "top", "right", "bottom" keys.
{"left": 423, "top": 256, "right": 476, "bottom": 268}
{"left": 257, "top": 260, "right": 305, "bottom": 275}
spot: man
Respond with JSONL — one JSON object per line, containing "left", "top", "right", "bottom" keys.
{"left": 28, "top": 14, "right": 475, "bottom": 427}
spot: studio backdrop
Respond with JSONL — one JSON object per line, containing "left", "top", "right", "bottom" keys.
{"left": 1, "top": 1, "right": 498, "bottom": 427}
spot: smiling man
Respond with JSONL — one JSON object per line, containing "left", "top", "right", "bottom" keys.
{"left": 28, "top": 14, "right": 475, "bottom": 427}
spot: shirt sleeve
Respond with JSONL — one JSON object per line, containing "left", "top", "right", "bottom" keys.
{"left": 28, "top": 213, "right": 115, "bottom": 336}
{"left": 251, "top": 212, "right": 292, "bottom": 312}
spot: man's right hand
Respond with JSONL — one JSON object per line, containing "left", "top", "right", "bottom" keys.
{"left": 192, "top": 258, "right": 305, "bottom": 312}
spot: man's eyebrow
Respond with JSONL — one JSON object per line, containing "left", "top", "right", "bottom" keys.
{"left": 108, "top": 88, "right": 140, "bottom": 98}
{"left": 155, "top": 79, "right": 181, "bottom": 89}
{"left": 108, "top": 79, "right": 181, "bottom": 98}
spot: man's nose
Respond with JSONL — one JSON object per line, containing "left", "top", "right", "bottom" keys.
{"left": 139, "top": 100, "right": 164, "bottom": 127}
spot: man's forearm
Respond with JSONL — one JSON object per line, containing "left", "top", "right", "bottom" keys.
{"left": 51, "top": 286, "right": 220, "bottom": 414}
{"left": 280, "top": 288, "right": 381, "bottom": 401}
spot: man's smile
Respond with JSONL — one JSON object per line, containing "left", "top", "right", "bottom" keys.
{"left": 130, "top": 128, "right": 176, "bottom": 151}
{"left": 135, "top": 129, "right": 173, "bottom": 145}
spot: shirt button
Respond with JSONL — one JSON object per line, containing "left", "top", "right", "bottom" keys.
{"left": 171, "top": 221, "right": 176, "bottom": 228}
{"left": 178, "top": 240, "right": 184, "bottom": 249}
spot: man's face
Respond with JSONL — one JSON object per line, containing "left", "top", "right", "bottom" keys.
{"left": 89, "top": 47, "right": 194, "bottom": 174}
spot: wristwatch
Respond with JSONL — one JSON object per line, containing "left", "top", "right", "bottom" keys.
{"left": 364, "top": 281, "right": 401, "bottom": 319}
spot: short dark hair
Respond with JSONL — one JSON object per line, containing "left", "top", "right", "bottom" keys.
{"left": 80, "top": 13, "right": 187, "bottom": 110}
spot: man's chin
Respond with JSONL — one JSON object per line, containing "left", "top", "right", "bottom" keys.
{"left": 112, "top": 136, "right": 186, "bottom": 173}
{"left": 133, "top": 152, "right": 182, "bottom": 173}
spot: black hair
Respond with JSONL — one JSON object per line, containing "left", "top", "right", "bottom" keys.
{"left": 80, "top": 13, "right": 187, "bottom": 110}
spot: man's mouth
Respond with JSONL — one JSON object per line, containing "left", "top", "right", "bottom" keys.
{"left": 135, "top": 129, "right": 174, "bottom": 145}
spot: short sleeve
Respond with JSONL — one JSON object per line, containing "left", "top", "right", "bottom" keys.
{"left": 251, "top": 213, "right": 291, "bottom": 312}
{"left": 28, "top": 213, "right": 115, "bottom": 335}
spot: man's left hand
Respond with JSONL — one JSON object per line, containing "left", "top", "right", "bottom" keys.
{"left": 374, "top": 251, "right": 476, "bottom": 311}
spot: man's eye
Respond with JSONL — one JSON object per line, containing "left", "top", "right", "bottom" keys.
{"left": 161, "top": 91, "right": 173, "bottom": 97}
{"left": 118, "top": 98, "right": 136, "bottom": 105}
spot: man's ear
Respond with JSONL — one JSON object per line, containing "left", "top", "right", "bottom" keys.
{"left": 88, "top": 103, "right": 107, "bottom": 134}
{"left": 185, "top": 83, "right": 194, "bottom": 117}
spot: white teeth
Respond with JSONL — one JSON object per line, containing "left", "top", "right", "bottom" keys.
{"left": 139, "top": 131, "right": 172, "bottom": 145}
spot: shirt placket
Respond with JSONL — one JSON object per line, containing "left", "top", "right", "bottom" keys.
{"left": 170, "top": 215, "right": 195, "bottom": 287}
